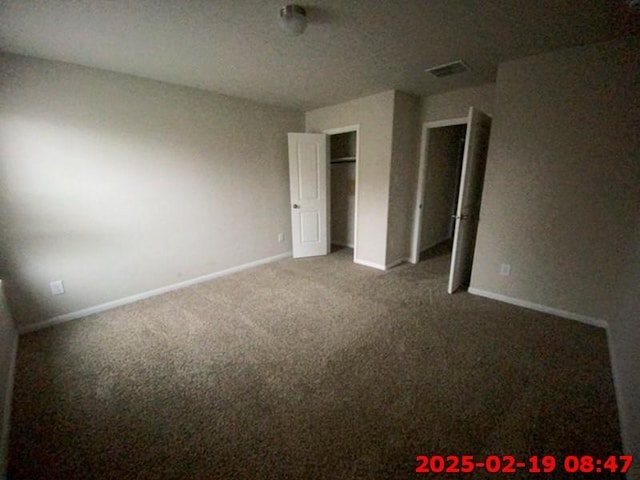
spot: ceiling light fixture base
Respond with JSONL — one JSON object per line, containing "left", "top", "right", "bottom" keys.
{"left": 279, "top": 4, "right": 308, "bottom": 36}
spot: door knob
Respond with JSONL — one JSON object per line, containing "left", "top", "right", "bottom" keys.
{"left": 293, "top": 204, "right": 300, "bottom": 209}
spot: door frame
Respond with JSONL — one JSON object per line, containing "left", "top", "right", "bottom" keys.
{"left": 409, "top": 117, "right": 468, "bottom": 264}
{"left": 322, "top": 125, "right": 360, "bottom": 261}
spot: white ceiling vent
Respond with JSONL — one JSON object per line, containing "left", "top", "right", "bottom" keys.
{"left": 425, "top": 60, "right": 471, "bottom": 78}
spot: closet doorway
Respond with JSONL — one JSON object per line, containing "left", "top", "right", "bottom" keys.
{"left": 324, "top": 126, "right": 359, "bottom": 260}
{"left": 410, "top": 108, "right": 492, "bottom": 293}
{"left": 415, "top": 121, "right": 467, "bottom": 256}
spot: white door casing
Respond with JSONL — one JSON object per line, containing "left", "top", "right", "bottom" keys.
{"left": 287, "top": 133, "right": 330, "bottom": 258}
{"left": 448, "top": 107, "right": 492, "bottom": 293}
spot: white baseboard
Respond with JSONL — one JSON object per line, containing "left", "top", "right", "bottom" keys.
{"left": 353, "top": 257, "right": 408, "bottom": 271}
{"left": 386, "top": 257, "right": 408, "bottom": 269}
{"left": 19, "top": 252, "right": 292, "bottom": 334}
{"left": 0, "top": 330, "right": 18, "bottom": 478}
{"left": 353, "top": 258, "right": 386, "bottom": 271}
{"left": 467, "top": 288, "right": 608, "bottom": 329}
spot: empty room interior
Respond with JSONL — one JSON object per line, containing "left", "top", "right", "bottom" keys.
{"left": 1, "top": 1, "right": 639, "bottom": 478}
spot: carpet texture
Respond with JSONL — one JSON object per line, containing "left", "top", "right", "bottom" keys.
{"left": 9, "top": 247, "right": 623, "bottom": 479}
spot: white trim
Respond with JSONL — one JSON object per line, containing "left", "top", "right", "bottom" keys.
{"left": 322, "top": 125, "right": 360, "bottom": 263}
{"left": 19, "top": 252, "right": 292, "bottom": 334}
{"left": 353, "top": 258, "right": 386, "bottom": 271}
{"left": 468, "top": 288, "right": 609, "bottom": 329}
{"left": 0, "top": 330, "right": 18, "bottom": 478}
{"left": 410, "top": 117, "right": 468, "bottom": 264}
{"left": 425, "top": 117, "right": 468, "bottom": 129}
{"left": 409, "top": 123, "right": 430, "bottom": 264}
{"left": 386, "top": 257, "right": 408, "bottom": 270}
{"left": 322, "top": 124, "right": 360, "bottom": 136}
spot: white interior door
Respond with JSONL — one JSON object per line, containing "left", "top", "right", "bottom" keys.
{"left": 288, "top": 133, "right": 330, "bottom": 258}
{"left": 448, "top": 108, "right": 492, "bottom": 293}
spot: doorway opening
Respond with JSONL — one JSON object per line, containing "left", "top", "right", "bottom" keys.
{"left": 418, "top": 123, "right": 467, "bottom": 258}
{"left": 410, "top": 108, "right": 492, "bottom": 293}
{"left": 325, "top": 126, "right": 359, "bottom": 260}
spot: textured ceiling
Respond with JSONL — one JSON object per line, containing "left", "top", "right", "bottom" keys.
{"left": 1, "top": 0, "right": 639, "bottom": 111}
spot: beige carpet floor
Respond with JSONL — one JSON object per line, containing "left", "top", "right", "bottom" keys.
{"left": 9, "top": 247, "right": 623, "bottom": 479}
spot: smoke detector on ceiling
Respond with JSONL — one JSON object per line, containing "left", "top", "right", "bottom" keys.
{"left": 424, "top": 60, "right": 471, "bottom": 78}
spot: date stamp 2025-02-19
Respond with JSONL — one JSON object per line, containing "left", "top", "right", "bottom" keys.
{"left": 415, "top": 454, "right": 633, "bottom": 475}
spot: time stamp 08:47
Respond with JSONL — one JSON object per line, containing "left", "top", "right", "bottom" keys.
{"left": 415, "top": 455, "right": 633, "bottom": 474}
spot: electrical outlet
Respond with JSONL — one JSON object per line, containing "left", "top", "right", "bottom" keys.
{"left": 277, "top": 232, "right": 285, "bottom": 243}
{"left": 50, "top": 280, "right": 65, "bottom": 295}
{"left": 499, "top": 264, "right": 511, "bottom": 276}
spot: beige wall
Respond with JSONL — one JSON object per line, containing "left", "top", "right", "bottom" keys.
{"left": 420, "top": 125, "right": 466, "bottom": 251}
{"left": 0, "top": 53, "right": 304, "bottom": 329}
{"left": 470, "top": 36, "right": 640, "bottom": 474}
{"left": 0, "top": 283, "right": 18, "bottom": 478}
{"left": 421, "top": 83, "right": 495, "bottom": 123}
{"left": 386, "top": 92, "right": 421, "bottom": 266}
{"left": 306, "top": 91, "right": 395, "bottom": 268}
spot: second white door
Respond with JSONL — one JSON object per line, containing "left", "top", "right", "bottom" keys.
{"left": 287, "top": 133, "right": 330, "bottom": 258}
{"left": 448, "top": 107, "right": 492, "bottom": 293}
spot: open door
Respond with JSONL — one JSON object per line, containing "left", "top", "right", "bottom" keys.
{"left": 287, "top": 133, "right": 330, "bottom": 258}
{"left": 448, "top": 108, "right": 492, "bottom": 294}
